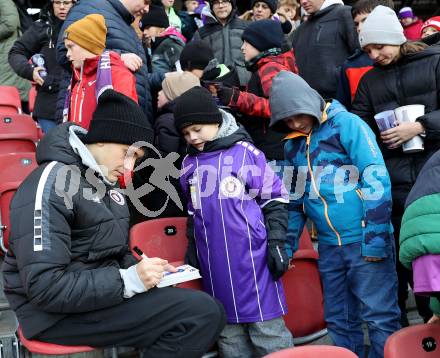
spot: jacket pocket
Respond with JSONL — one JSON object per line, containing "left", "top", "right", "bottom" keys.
{"left": 316, "top": 20, "right": 338, "bottom": 46}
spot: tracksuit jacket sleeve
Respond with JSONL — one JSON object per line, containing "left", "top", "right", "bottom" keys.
{"left": 338, "top": 114, "right": 393, "bottom": 258}
{"left": 335, "top": 64, "right": 352, "bottom": 110}
{"left": 16, "top": 178, "right": 125, "bottom": 314}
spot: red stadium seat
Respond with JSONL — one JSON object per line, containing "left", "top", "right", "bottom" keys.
{"left": 385, "top": 323, "right": 440, "bottom": 357}
{"left": 0, "top": 114, "right": 39, "bottom": 154}
{"left": 282, "top": 229, "right": 327, "bottom": 344}
{"left": 18, "top": 327, "right": 95, "bottom": 355}
{"left": 0, "top": 153, "right": 37, "bottom": 252}
{"left": 264, "top": 345, "right": 358, "bottom": 357}
{"left": 130, "top": 217, "right": 189, "bottom": 262}
{"left": 28, "top": 85, "right": 37, "bottom": 114}
{"left": 0, "top": 86, "right": 22, "bottom": 114}
{"left": 129, "top": 217, "right": 202, "bottom": 289}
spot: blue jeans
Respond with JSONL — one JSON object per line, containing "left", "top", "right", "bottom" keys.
{"left": 318, "top": 242, "right": 400, "bottom": 358}
{"left": 37, "top": 118, "right": 57, "bottom": 134}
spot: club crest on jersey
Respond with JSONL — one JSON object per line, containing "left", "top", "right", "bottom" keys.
{"left": 220, "top": 176, "right": 243, "bottom": 198}
{"left": 109, "top": 189, "right": 125, "bottom": 205}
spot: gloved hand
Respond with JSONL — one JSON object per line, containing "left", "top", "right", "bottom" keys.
{"left": 217, "top": 85, "right": 239, "bottom": 106}
{"left": 267, "top": 240, "right": 290, "bottom": 281}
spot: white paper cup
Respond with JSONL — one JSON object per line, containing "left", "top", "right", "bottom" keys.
{"left": 394, "top": 105, "right": 425, "bottom": 153}
{"left": 374, "top": 110, "right": 397, "bottom": 132}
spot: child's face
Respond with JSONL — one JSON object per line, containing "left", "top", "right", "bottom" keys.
{"left": 241, "top": 40, "right": 260, "bottom": 62}
{"left": 182, "top": 123, "right": 220, "bottom": 151}
{"left": 284, "top": 114, "right": 314, "bottom": 134}
{"left": 363, "top": 44, "right": 400, "bottom": 66}
{"left": 157, "top": 90, "right": 169, "bottom": 109}
{"left": 400, "top": 17, "right": 414, "bottom": 26}
{"left": 185, "top": 0, "right": 199, "bottom": 12}
{"left": 253, "top": 2, "right": 272, "bottom": 21}
{"left": 278, "top": 5, "right": 297, "bottom": 22}
{"left": 421, "top": 26, "right": 439, "bottom": 39}
{"left": 64, "top": 39, "right": 93, "bottom": 69}
{"left": 353, "top": 12, "right": 369, "bottom": 34}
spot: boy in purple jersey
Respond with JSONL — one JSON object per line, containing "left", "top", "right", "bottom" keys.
{"left": 174, "top": 87, "right": 294, "bottom": 357}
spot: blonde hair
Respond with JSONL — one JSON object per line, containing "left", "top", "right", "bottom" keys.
{"left": 400, "top": 41, "right": 428, "bottom": 56}
{"left": 277, "top": 0, "right": 299, "bottom": 8}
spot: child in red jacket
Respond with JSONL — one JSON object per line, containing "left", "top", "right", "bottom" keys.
{"left": 63, "top": 14, "right": 138, "bottom": 129}
{"left": 398, "top": 7, "right": 423, "bottom": 41}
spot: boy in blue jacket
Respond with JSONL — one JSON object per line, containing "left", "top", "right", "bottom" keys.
{"left": 269, "top": 71, "right": 400, "bottom": 358}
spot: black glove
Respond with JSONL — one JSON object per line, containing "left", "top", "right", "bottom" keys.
{"left": 217, "top": 85, "right": 239, "bottom": 106}
{"left": 267, "top": 240, "right": 289, "bottom": 281}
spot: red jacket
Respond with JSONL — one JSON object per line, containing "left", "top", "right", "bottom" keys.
{"left": 69, "top": 51, "right": 138, "bottom": 129}
{"left": 231, "top": 49, "right": 298, "bottom": 118}
{"left": 403, "top": 19, "right": 424, "bottom": 41}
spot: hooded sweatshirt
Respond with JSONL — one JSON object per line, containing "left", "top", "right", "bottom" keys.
{"left": 270, "top": 71, "right": 393, "bottom": 258}
{"left": 180, "top": 111, "right": 289, "bottom": 323}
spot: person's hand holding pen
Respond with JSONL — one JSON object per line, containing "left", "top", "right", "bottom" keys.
{"left": 133, "top": 247, "right": 177, "bottom": 290}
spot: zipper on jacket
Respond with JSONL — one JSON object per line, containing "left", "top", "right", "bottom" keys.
{"left": 356, "top": 189, "right": 366, "bottom": 228}
{"left": 306, "top": 132, "right": 342, "bottom": 246}
{"left": 78, "top": 87, "right": 85, "bottom": 124}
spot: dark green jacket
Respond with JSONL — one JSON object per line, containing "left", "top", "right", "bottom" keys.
{"left": 400, "top": 149, "right": 440, "bottom": 315}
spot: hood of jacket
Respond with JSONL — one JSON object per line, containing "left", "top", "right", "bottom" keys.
{"left": 269, "top": 71, "right": 326, "bottom": 133}
{"left": 255, "top": 49, "right": 297, "bottom": 72}
{"left": 188, "top": 110, "right": 251, "bottom": 155}
{"left": 36, "top": 123, "right": 113, "bottom": 185}
{"left": 160, "top": 26, "right": 187, "bottom": 44}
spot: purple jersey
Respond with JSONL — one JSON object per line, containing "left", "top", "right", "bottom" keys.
{"left": 180, "top": 141, "right": 289, "bottom": 323}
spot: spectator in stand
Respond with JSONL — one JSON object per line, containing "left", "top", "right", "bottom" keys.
{"left": 239, "top": 0, "right": 294, "bottom": 45}
{"left": 292, "top": 0, "right": 359, "bottom": 99}
{"left": 335, "top": 0, "right": 394, "bottom": 111}
{"left": 277, "top": 0, "right": 300, "bottom": 42}
{"left": 63, "top": 14, "right": 138, "bottom": 129}
{"left": 57, "top": 0, "right": 163, "bottom": 124}
{"left": 176, "top": 86, "right": 294, "bottom": 357}
{"left": 160, "top": 0, "right": 182, "bottom": 33}
{"left": 0, "top": 0, "right": 31, "bottom": 111}
{"left": 216, "top": 20, "right": 297, "bottom": 168}
{"left": 421, "top": 16, "right": 440, "bottom": 39}
{"left": 178, "top": 0, "right": 205, "bottom": 41}
{"left": 398, "top": 6, "right": 423, "bottom": 41}
{"left": 2, "top": 89, "right": 226, "bottom": 356}
{"left": 139, "top": 4, "right": 186, "bottom": 73}
{"left": 8, "top": 0, "right": 75, "bottom": 134}
{"left": 193, "top": 0, "right": 250, "bottom": 86}
{"left": 352, "top": 5, "right": 439, "bottom": 326}
{"left": 270, "top": 70, "right": 400, "bottom": 358}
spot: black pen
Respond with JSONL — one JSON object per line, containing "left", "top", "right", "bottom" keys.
{"left": 133, "top": 246, "right": 148, "bottom": 260}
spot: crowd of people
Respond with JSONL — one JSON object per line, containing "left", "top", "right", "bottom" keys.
{"left": 1, "top": 0, "right": 440, "bottom": 357}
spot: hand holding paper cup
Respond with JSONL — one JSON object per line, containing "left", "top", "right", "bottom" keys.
{"left": 394, "top": 105, "right": 425, "bottom": 153}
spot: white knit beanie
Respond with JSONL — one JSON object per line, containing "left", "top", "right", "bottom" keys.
{"left": 359, "top": 5, "right": 406, "bottom": 48}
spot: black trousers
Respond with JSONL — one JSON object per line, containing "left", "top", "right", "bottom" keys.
{"left": 37, "top": 287, "right": 226, "bottom": 358}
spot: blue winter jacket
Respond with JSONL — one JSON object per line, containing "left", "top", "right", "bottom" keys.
{"left": 283, "top": 100, "right": 393, "bottom": 258}
{"left": 56, "top": 0, "right": 163, "bottom": 122}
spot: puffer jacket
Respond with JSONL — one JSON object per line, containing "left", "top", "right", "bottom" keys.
{"left": 56, "top": 0, "right": 164, "bottom": 122}
{"left": 352, "top": 45, "right": 440, "bottom": 220}
{"left": 8, "top": 6, "right": 64, "bottom": 120}
{"left": 0, "top": 0, "right": 31, "bottom": 101}
{"left": 2, "top": 123, "right": 136, "bottom": 339}
{"left": 292, "top": 4, "right": 359, "bottom": 99}
{"left": 231, "top": 49, "right": 298, "bottom": 160}
{"left": 193, "top": 9, "right": 250, "bottom": 86}
{"left": 399, "top": 149, "right": 440, "bottom": 316}
{"left": 276, "top": 97, "right": 393, "bottom": 257}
